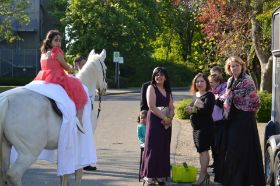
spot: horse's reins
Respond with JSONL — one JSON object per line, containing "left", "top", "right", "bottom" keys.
{"left": 96, "top": 59, "right": 106, "bottom": 119}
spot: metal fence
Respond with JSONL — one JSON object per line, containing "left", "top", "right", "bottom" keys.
{"left": 0, "top": 49, "right": 39, "bottom": 77}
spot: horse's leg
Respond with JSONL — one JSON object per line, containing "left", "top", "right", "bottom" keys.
{"left": 75, "top": 168, "right": 83, "bottom": 186}
{"left": 60, "top": 175, "right": 69, "bottom": 186}
{"left": 7, "top": 152, "right": 37, "bottom": 186}
{"left": 2, "top": 137, "right": 11, "bottom": 185}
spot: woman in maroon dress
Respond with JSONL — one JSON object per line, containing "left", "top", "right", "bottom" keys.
{"left": 141, "top": 67, "right": 174, "bottom": 185}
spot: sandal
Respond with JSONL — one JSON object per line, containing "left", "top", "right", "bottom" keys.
{"left": 142, "top": 177, "right": 156, "bottom": 185}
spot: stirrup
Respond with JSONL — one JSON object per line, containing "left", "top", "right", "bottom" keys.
{"left": 76, "top": 117, "right": 85, "bottom": 134}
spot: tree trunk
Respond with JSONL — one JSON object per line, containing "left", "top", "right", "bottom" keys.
{"left": 260, "top": 57, "right": 272, "bottom": 92}
{"left": 250, "top": 0, "right": 272, "bottom": 92}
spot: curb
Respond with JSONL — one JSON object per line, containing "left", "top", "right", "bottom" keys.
{"left": 106, "top": 87, "right": 188, "bottom": 96}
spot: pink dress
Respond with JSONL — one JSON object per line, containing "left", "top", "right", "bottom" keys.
{"left": 34, "top": 47, "right": 87, "bottom": 110}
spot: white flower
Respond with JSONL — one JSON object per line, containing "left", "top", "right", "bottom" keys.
{"left": 194, "top": 99, "right": 204, "bottom": 108}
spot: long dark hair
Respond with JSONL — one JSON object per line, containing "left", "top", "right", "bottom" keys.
{"left": 40, "top": 30, "right": 61, "bottom": 54}
{"left": 151, "top": 67, "right": 171, "bottom": 93}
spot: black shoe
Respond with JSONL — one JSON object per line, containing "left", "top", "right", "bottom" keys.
{"left": 208, "top": 163, "right": 214, "bottom": 168}
{"left": 157, "top": 181, "right": 165, "bottom": 185}
{"left": 155, "top": 178, "right": 166, "bottom": 185}
{"left": 83, "top": 166, "right": 97, "bottom": 171}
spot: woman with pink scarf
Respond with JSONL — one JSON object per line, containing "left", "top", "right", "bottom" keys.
{"left": 222, "top": 56, "right": 265, "bottom": 186}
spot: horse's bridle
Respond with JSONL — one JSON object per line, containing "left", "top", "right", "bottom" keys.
{"left": 96, "top": 59, "right": 107, "bottom": 119}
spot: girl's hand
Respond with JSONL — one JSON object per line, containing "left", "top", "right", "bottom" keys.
{"left": 67, "top": 66, "right": 74, "bottom": 73}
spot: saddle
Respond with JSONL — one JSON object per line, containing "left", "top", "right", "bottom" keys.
{"left": 49, "top": 98, "right": 63, "bottom": 117}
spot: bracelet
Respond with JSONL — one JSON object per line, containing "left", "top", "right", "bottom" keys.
{"left": 163, "top": 116, "right": 171, "bottom": 122}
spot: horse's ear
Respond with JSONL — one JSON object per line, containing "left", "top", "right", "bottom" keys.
{"left": 88, "top": 49, "right": 95, "bottom": 58}
{"left": 100, "top": 49, "right": 106, "bottom": 61}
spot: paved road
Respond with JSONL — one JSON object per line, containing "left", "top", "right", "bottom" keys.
{"left": 22, "top": 90, "right": 191, "bottom": 185}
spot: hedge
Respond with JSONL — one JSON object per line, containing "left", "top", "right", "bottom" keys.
{"left": 257, "top": 91, "right": 272, "bottom": 122}
{"left": 175, "top": 98, "right": 192, "bottom": 120}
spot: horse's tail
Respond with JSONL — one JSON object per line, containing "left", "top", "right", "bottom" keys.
{"left": 0, "top": 96, "right": 8, "bottom": 184}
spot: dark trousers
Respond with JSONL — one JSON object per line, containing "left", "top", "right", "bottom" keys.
{"left": 212, "top": 120, "right": 226, "bottom": 182}
{"left": 139, "top": 146, "right": 144, "bottom": 181}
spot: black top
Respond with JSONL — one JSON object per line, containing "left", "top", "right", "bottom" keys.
{"left": 140, "top": 81, "right": 151, "bottom": 111}
{"left": 190, "top": 91, "right": 215, "bottom": 130}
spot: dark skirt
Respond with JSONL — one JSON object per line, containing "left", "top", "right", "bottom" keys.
{"left": 140, "top": 111, "right": 172, "bottom": 178}
{"left": 212, "top": 120, "right": 226, "bottom": 182}
{"left": 222, "top": 106, "right": 265, "bottom": 186}
{"left": 193, "top": 127, "right": 212, "bottom": 153}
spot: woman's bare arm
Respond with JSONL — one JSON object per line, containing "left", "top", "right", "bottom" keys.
{"left": 147, "top": 85, "right": 167, "bottom": 120}
{"left": 56, "top": 53, "right": 73, "bottom": 72}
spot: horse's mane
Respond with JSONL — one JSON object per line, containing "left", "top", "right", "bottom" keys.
{"left": 75, "top": 53, "right": 104, "bottom": 97}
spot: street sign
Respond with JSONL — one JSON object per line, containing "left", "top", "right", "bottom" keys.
{"left": 113, "top": 51, "right": 120, "bottom": 62}
{"left": 118, "top": 57, "right": 124, "bottom": 64}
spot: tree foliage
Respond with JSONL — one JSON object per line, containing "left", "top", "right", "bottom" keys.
{"left": 47, "top": 0, "right": 68, "bottom": 32}
{"left": 64, "top": 0, "right": 161, "bottom": 60}
{"left": 198, "top": 0, "right": 251, "bottom": 59}
{"left": 49, "top": 0, "right": 280, "bottom": 89}
{"left": 195, "top": 0, "right": 280, "bottom": 92}
{"left": 254, "top": 0, "right": 280, "bottom": 58}
{"left": 0, "top": 0, "right": 30, "bottom": 42}
{"left": 152, "top": 0, "right": 199, "bottom": 63}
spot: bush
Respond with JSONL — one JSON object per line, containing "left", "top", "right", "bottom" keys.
{"left": 257, "top": 91, "right": 272, "bottom": 122}
{"left": 0, "top": 77, "right": 33, "bottom": 86}
{"left": 175, "top": 98, "right": 192, "bottom": 120}
{"left": 0, "top": 86, "right": 16, "bottom": 93}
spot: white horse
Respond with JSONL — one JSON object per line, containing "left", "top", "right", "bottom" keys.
{"left": 0, "top": 49, "right": 107, "bottom": 186}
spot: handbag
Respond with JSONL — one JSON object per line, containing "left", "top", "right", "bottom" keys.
{"left": 171, "top": 162, "right": 197, "bottom": 183}
{"left": 212, "top": 105, "right": 224, "bottom": 122}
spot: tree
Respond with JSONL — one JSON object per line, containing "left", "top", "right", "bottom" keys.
{"left": 198, "top": 0, "right": 251, "bottom": 59}
{"left": 61, "top": 0, "right": 165, "bottom": 85}
{"left": 197, "top": 0, "right": 279, "bottom": 92}
{"left": 0, "top": 0, "right": 30, "bottom": 42}
{"left": 63, "top": 0, "right": 160, "bottom": 58}
{"left": 47, "top": 0, "right": 68, "bottom": 33}
{"left": 152, "top": 0, "right": 195, "bottom": 63}
{"left": 250, "top": 0, "right": 280, "bottom": 92}
{"left": 152, "top": 0, "right": 204, "bottom": 66}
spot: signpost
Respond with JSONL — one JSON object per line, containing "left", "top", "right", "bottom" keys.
{"left": 113, "top": 52, "right": 120, "bottom": 85}
{"left": 113, "top": 52, "right": 124, "bottom": 88}
{"left": 113, "top": 51, "right": 120, "bottom": 62}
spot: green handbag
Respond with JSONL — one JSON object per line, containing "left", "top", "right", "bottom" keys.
{"left": 171, "top": 162, "right": 197, "bottom": 183}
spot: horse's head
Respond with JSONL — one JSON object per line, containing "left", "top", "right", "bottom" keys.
{"left": 76, "top": 49, "right": 107, "bottom": 97}
{"left": 87, "top": 49, "right": 107, "bottom": 96}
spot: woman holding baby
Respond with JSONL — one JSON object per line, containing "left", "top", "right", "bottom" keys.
{"left": 186, "top": 73, "right": 215, "bottom": 185}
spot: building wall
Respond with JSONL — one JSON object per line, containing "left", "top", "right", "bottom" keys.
{"left": 0, "top": 0, "right": 60, "bottom": 77}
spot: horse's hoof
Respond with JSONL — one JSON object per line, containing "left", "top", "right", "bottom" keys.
{"left": 83, "top": 166, "right": 97, "bottom": 171}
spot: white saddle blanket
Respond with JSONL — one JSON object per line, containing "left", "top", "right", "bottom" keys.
{"left": 11, "top": 80, "right": 97, "bottom": 176}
